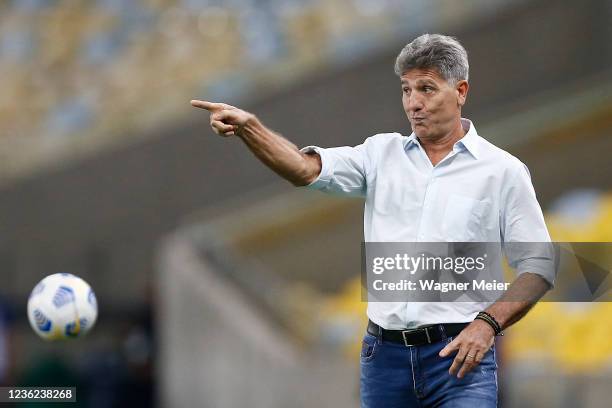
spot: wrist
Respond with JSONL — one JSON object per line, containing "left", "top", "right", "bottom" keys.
{"left": 238, "top": 114, "right": 260, "bottom": 138}
{"left": 473, "top": 318, "right": 496, "bottom": 336}
{"left": 474, "top": 311, "right": 504, "bottom": 336}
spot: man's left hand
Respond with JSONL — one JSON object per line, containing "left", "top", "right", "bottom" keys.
{"left": 438, "top": 319, "right": 495, "bottom": 378}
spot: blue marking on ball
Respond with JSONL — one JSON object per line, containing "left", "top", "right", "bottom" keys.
{"left": 65, "top": 322, "right": 78, "bottom": 337}
{"left": 65, "top": 318, "right": 88, "bottom": 337}
{"left": 34, "top": 309, "right": 52, "bottom": 332}
{"left": 88, "top": 289, "right": 97, "bottom": 311}
{"left": 52, "top": 286, "right": 75, "bottom": 308}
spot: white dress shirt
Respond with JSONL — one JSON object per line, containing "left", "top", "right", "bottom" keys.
{"left": 301, "top": 118, "right": 554, "bottom": 329}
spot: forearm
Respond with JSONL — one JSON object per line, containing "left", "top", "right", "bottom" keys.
{"left": 484, "top": 272, "right": 551, "bottom": 330}
{"left": 238, "top": 117, "right": 321, "bottom": 186}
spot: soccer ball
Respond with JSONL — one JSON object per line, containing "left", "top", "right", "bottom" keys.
{"left": 27, "top": 273, "right": 98, "bottom": 340}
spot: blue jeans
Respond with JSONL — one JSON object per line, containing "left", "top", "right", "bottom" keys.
{"left": 360, "top": 331, "right": 498, "bottom": 407}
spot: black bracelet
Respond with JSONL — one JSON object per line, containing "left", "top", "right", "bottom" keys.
{"left": 484, "top": 313, "right": 503, "bottom": 335}
{"left": 475, "top": 311, "right": 504, "bottom": 336}
{"left": 480, "top": 312, "right": 501, "bottom": 332}
{"left": 479, "top": 311, "right": 502, "bottom": 331}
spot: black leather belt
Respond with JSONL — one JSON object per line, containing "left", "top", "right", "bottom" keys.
{"left": 367, "top": 320, "right": 469, "bottom": 347}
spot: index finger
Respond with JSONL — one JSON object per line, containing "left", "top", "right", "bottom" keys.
{"left": 190, "top": 100, "right": 222, "bottom": 111}
{"left": 439, "top": 338, "right": 459, "bottom": 357}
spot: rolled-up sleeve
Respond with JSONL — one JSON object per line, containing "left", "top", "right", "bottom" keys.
{"left": 501, "top": 162, "right": 556, "bottom": 287}
{"left": 299, "top": 142, "right": 369, "bottom": 197}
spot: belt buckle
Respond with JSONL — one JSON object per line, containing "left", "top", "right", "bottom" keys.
{"left": 401, "top": 327, "right": 432, "bottom": 346}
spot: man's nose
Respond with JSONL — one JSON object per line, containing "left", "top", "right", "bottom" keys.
{"left": 407, "top": 94, "right": 424, "bottom": 112}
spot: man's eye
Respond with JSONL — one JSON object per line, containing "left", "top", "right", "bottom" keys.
{"left": 402, "top": 88, "right": 409, "bottom": 93}
{"left": 423, "top": 86, "right": 435, "bottom": 93}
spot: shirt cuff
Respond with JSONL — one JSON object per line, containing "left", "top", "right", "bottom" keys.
{"left": 515, "top": 258, "right": 556, "bottom": 288}
{"left": 299, "top": 145, "right": 333, "bottom": 190}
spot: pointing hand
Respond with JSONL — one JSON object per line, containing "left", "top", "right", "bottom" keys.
{"left": 190, "top": 100, "right": 256, "bottom": 137}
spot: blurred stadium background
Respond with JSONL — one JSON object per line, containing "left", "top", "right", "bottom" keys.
{"left": 0, "top": 0, "right": 611, "bottom": 406}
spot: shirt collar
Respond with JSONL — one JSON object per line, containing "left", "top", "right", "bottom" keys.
{"left": 403, "top": 118, "right": 480, "bottom": 160}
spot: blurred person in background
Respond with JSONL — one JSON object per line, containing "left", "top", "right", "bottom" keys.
{"left": 191, "top": 34, "right": 554, "bottom": 407}
{"left": 0, "top": 298, "right": 15, "bottom": 386}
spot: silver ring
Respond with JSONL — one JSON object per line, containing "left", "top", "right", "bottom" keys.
{"left": 466, "top": 354, "right": 475, "bottom": 359}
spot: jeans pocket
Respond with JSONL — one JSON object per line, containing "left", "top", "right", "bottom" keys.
{"left": 360, "top": 334, "right": 378, "bottom": 363}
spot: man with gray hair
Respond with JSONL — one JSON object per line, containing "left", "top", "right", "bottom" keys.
{"left": 191, "top": 33, "right": 553, "bottom": 407}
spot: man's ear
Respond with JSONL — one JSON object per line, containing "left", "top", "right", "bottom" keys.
{"left": 456, "top": 80, "right": 469, "bottom": 107}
